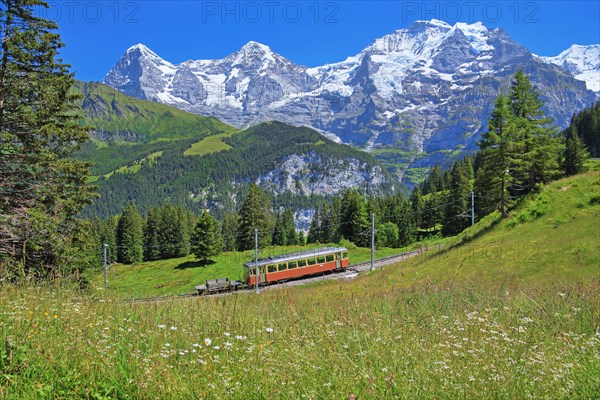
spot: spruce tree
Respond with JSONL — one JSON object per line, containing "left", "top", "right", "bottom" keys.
{"left": 144, "top": 206, "right": 162, "bottom": 261}
{"left": 443, "top": 160, "right": 471, "bottom": 236}
{"left": 474, "top": 95, "right": 514, "bottom": 217}
{"left": 191, "top": 211, "right": 223, "bottom": 264}
{"left": 221, "top": 212, "right": 238, "bottom": 252}
{"left": 116, "top": 204, "right": 144, "bottom": 264}
{"left": 272, "top": 212, "right": 287, "bottom": 246}
{"left": 236, "top": 184, "right": 274, "bottom": 250}
{"left": 282, "top": 209, "right": 298, "bottom": 245}
{"left": 339, "top": 189, "right": 369, "bottom": 247}
{"left": 158, "top": 202, "right": 189, "bottom": 259}
{"left": 0, "top": 0, "right": 96, "bottom": 275}
{"left": 563, "top": 125, "right": 588, "bottom": 176}
{"left": 307, "top": 208, "right": 322, "bottom": 244}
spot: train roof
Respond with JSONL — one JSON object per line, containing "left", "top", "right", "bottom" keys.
{"left": 243, "top": 247, "right": 348, "bottom": 268}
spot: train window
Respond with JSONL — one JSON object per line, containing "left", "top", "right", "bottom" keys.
{"left": 317, "top": 256, "right": 325, "bottom": 264}
{"left": 342, "top": 252, "right": 349, "bottom": 259}
{"left": 307, "top": 257, "right": 316, "bottom": 266}
{"left": 298, "top": 259, "right": 307, "bottom": 267}
{"left": 288, "top": 261, "right": 297, "bottom": 269}
{"left": 278, "top": 263, "right": 287, "bottom": 271}
{"left": 267, "top": 264, "right": 277, "bottom": 273}
{"left": 326, "top": 254, "right": 334, "bottom": 262}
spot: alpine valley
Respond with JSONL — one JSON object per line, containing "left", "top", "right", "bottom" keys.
{"left": 78, "top": 19, "right": 599, "bottom": 219}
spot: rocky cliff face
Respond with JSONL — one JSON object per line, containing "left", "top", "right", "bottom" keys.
{"left": 104, "top": 20, "right": 598, "bottom": 182}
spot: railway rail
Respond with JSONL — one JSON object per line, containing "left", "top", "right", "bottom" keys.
{"left": 125, "top": 249, "right": 424, "bottom": 304}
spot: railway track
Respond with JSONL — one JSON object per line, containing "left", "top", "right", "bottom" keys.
{"left": 125, "top": 249, "right": 423, "bottom": 304}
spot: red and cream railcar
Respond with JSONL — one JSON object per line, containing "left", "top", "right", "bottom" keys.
{"left": 244, "top": 247, "right": 349, "bottom": 286}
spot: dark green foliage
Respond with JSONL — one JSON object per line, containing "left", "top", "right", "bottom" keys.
{"left": 442, "top": 160, "right": 472, "bottom": 236}
{"left": 0, "top": 0, "right": 96, "bottom": 278}
{"left": 272, "top": 212, "right": 287, "bottom": 246}
{"left": 282, "top": 209, "right": 298, "bottom": 245}
{"left": 566, "top": 101, "right": 599, "bottom": 158}
{"left": 221, "top": 213, "right": 238, "bottom": 252}
{"left": 144, "top": 207, "right": 162, "bottom": 261}
{"left": 377, "top": 222, "right": 399, "bottom": 248}
{"left": 116, "top": 204, "right": 144, "bottom": 264}
{"left": 97, "top": 216, "right": 118, "bottom": 264}
{"left": 475, "top": 71, "right": 563, "bottom": 219}
{"left": 563, "top": 125, "right": 588, "bottom": 176}
{"left": 339, "top": 189, "right": 369, "bottom": 247}
{"left": 191, "top": 211, "right": 223, "bottom": 263}
{"left": 158, "top": 203, "right": 190, "bottom": 259}
{"left": 237, "top": 184, "right": 274, "bottom": 250}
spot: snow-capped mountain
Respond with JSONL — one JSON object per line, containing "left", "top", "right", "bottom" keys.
{"left": 539, "top": 44, "right": 600, "bottom": 92}
{"left": 104, "top": 20, "right": 597, "bottom": 181}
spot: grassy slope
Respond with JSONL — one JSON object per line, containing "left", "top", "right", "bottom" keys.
{"left": 1, "top": 170, "right": 599, "bottom": 399}
{"left": 72, "top": 81, "right": 237, "bottom": 177}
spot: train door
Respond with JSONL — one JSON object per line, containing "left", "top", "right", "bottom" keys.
{"left": 259, "top": 266, "right": 266, "bottom": 284}
{"left": 336, "top": 253, "right": 341, "bottom": 270}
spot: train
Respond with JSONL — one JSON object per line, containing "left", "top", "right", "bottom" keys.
{"left": 195, "top": 247, "right": 349, "bottom": 294}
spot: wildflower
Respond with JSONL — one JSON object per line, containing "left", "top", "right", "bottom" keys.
{"left": 214, "top": 346, "right": 221, "bottom": 350}
{"left": 265, "top": 327, "right": 274, "bottom": 333}
{"left": 170, "top": 326, "right": 177, "bottom": 331}
{"left": 224, "top": 332, "right": 231, "bottom": 337}
{"left": 53, "top": 314, "right": 58, "bottom": 319}
{"left": 204, "top": 338, "right": 212, "bottom": 346}
{"left": 157, "top": 325, "right": 166, "bottom": 329}
{"left": 225, "top": 342, "right": 232, "bottom": 348}
{"left": 192, "top": 343, "right": 200, "bottom": 347}
{"left": 235, "top": 335, "right": 247, "bottom": 340}
{"left": 165, "top": 343, "right": 171, "bottom": 347}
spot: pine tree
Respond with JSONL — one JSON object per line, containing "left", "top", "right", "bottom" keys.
{"left": 509, "top": 70, "right": 562, "bottom": 193}
{"left": 282, "top": 209, "right": 298, "bottom": 245}
{"left": 144, "top": 206, "right": 162, "bottom": 261}
{"left": 221, "top": 212, "right": 238, "bottom": 252}
{"left": 191, "top": 211, "right": 223, "bottom": 264}
{"left": 474, "top": 95, "right": 514, "bottom": 217}
{"left": 443, "top": 160, "right": 472, "bottom": 236}
{"left": 307, "top": 208, "right": 322, "bottom": 244}
{"left": 236, "top": 184, "right": 274, "bottom": 250}
{"left": 116, "top": 204, "right": 144, "bottom": 264}
{"left": 339, "top": 189, "right": 369, "bottom": 247}
{"left": 563, "top": 125, "right": 587, "bottom": 176}
{"left": 0, "top": 0, "right": 96, "bottom": 276}
{"left": 97, "top": 216, "right": 118, "bottom": 264}
{"left": 272, "top": 212, "right": 287, "bottom": 246}
{"left": 158, "top": 202, "right": 189, "bottom": 259}
{"left": 297, "top": 231, "right": 306, "bottom": 246}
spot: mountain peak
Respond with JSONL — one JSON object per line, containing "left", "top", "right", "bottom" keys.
{"left": 126, "top": 43, "right": 158, "bottom": 56}
{"left": 240, "top": 40, "right": 272, "bottom": 53}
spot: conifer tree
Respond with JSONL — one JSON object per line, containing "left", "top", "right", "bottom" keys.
{"left": 221, "top": 212, "right": 238, "bottom": 252}
{"left": 116, "top": 204, "right": 144, "bottom": 264}
{"left": 339, "top": 189, "right": 369, "bottom": 247}
{"left": 236, "top": 184, "right": 274, "bottom": 250}
{"left": 563, "top": 125, "right": 587, "bottom": 176}
{"left": 307, "top": 208, "right": 322, "bottom": 244}
{"left": 443, "top": 160, "right": 471, "bottom": 236}
{"left": 144, "top": 206, "right": 162, "bottom": 261}
{"left": 191, "top": 211, "right": 223, "bottom": 264}
{"left": 0, "top": 0, "right": 96, "bottom": 275}
{"left": 158, "top": 203, "right": 189, "bottom": 259}
{"left": 272, "top": 212, "right": 287, "bottom": 246}
{"left": 474, "top": 95, "right": 514, "bottom": 217}
{"left": 282, "top": 209, "right": 298, "bottom": 245}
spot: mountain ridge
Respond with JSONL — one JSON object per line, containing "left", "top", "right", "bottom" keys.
{"left": 103, "top": 20, "right": 598, "bottom": 184}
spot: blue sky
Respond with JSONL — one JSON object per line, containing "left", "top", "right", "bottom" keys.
{"left": 45, "top": 1, "right": 600, "bottom": 81}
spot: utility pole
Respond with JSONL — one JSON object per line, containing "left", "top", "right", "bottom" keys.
{"left": 471, "top": 191, "right": 475, "bottom": 227}
{"left": 370, "top": 213, "right": 375, "bottom": 271}
{"left": 254, "top": 228, "right": 259, "bottom": 293}
{"left": 103, "top": 243, "right": 108, "bottom": 291}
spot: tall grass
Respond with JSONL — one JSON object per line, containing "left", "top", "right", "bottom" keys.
{"left": 1, "top": 278, "right": 598, "bottom": 399}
